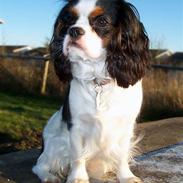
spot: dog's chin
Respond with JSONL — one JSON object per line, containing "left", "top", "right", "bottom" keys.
{"left": 65, "top": 44, "right": 106, "bottom": 62}
{"left": 67, "top": 46, "right": 88, "bottom": 62}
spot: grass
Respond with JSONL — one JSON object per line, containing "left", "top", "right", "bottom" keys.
{"left": 0, "top": 91, "right": 61, "bottom": 153}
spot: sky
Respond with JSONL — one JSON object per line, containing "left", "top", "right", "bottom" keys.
{"left": 0, "top": 0, "right": 183, "bottom": 52}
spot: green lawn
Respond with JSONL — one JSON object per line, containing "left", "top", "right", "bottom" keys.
{"left": 0, "top": 91, "right": 61, "bottom": 153}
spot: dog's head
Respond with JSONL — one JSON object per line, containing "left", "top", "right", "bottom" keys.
{"left": 50, "top": 0, "right": 149, "bottom": 88}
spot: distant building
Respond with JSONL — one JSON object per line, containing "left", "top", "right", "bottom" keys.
{"left": 24, "top": 47, "right": 48, "bottom": 57}
{"left": 169, "top": 52, "right": 183, "bottom": 66}
{"left": 13, "top": 46, "right": 33, "bottom": 54}
{"left": 0, "top": 45, "right": 27, "bottom": 54}
{"left": 149, "top": 49, "right": 183, "bottom": 67}
{"left": 0, "top": 45, "right": 48, "bottom": 58}
{"left": 150, "top": 49, "right": 172, "bottom": 63}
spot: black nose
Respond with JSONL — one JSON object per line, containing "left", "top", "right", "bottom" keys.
{"left": 68, "top": 27, "right": 85, "bottom": 39}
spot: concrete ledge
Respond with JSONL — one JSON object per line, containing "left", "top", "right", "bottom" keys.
{"left": 0, "top": 117, "right": 183, "bottom": 183}
{"left": 133, "top": 142, "right": 183, "bottom": 183}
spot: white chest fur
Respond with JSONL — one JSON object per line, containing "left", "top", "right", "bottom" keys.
{"left": 69, "top": 60, "right": 143, "bottom": 153}
{"left": 70, "top": 78, "right": 142, "bottom": 123}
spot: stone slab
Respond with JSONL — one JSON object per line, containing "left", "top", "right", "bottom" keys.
{"left": 0, "top": 117, "right": 183, "bottom": 183}
{"left": 133, "top": 142, "right": 183, "bottom": 183}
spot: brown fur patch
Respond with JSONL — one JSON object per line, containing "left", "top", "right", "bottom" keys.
{"left": 69, "top": 7, "right": 79, "bottom": 17}
{"left": 56, "top": 22, "right": 63, "bottom": 36}
{"left": 102, "top": 36, "right": 111, "bottom": 47}
{"left": 89, "top": 7, "right": 104, "bottom": 18}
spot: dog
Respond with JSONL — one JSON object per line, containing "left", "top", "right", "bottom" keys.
{"left": 33, "top": 0, "right": 149, "bottom": 182}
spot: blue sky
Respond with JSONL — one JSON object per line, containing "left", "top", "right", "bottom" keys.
{"left": 0, "top": 0, "right": 182, "bottom": 52}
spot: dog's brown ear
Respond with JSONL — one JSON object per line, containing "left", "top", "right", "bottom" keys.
{"left": 106, "top": 2, "right": 150, "bottom": 88}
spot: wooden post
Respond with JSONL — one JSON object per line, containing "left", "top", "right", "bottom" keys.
{"left": 41, "top": 60, "right": 50, "bottom": 95}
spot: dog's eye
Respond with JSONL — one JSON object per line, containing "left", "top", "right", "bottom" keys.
{"left": 95, "top": 16, "right": 109, "bottom": 27}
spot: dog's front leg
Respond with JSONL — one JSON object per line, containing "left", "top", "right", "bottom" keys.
{"left": 117, "top": 151, "right": 142, "bottom": 183}
{"left": 118, "top": 158, "right": 142, "bottom": 183}
{"left": 67, "top": 126, "right": 89, "bottom": 183}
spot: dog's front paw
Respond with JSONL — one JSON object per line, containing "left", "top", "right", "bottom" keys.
{"left": 43, "top": 180, "right": 60, "bottom": 183}
{"left": 118, "top": 177, "right": 143, "bottom": 183}
{"left": 67, "top": 179, "right": 89, "bottom": 183}
{"left": 126, "top": 177, "right": 143, "bottom": 183}
{"left": 42, "top": 175, "right": 61, "bottom": 183}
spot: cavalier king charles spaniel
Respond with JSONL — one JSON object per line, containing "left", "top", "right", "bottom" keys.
{"left": 33, "top": 0, "right": 149, "bottom": 182}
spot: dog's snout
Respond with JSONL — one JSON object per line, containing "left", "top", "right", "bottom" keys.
{"left": 68, "top": 27, "right": 85, "bottom": 39}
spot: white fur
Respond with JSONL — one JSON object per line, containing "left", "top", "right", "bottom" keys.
{"left": 75, "top": 0, "right": 98, "bottom": 19}
{"left": 33, "top": 0, "right": 143, "bottom": 182}
{"left": 32, "top": 111, "right": 70, "bottom": 182}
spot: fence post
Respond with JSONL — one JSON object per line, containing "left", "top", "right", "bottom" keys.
{"left": 41, "top": 60, "right": 50, "bottom": 95}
